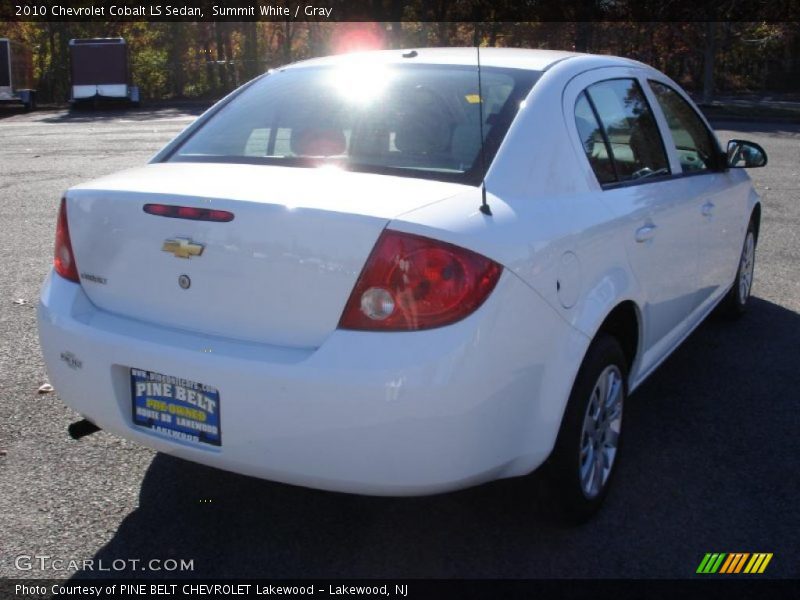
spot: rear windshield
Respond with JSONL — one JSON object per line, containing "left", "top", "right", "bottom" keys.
{"left": 167, "top": 64, "right": 540, "bottom": 184}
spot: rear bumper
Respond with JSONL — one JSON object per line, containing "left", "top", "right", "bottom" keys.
{"left": 38, "top": 270, "right": 588, "bottom": 495}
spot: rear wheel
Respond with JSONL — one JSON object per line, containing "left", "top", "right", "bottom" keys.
{"left": 721, "top": 219, "right": 756, "bottom": 317}
{"left": 544, "top": 334, "right": 627, "bottom": 524}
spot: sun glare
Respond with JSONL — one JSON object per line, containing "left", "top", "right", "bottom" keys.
{"left": 328, "top": 63, "right": 393, "bottom": 104}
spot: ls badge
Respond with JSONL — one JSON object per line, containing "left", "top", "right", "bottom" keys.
{"left": 162, "top": 238, "right": 204, "bottom": 259}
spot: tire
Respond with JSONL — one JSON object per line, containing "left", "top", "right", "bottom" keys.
{"left": 721, "top": 219, "right": 756, "bottom": 318}
{"left": 544, "top": 334, "right": 628, "bottom": 524}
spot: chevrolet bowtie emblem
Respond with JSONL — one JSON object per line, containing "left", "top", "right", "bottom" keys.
{"left": 162, "top": 238, "right": 204, "bottom": 259}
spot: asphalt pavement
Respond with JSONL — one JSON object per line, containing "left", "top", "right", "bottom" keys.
{"left": 0, "top": 106, "right": 798, "bottom": 580}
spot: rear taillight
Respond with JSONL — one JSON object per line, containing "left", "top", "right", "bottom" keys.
{"left": 338, "top": 230, "right": 502, "bottom": 331}
{"left": 54, "top": 198, "right": 80, "bottom": 283}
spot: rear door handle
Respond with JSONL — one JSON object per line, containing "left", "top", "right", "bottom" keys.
{"left": 701, "top": 201, "right": 715, "bottom": 217}
{"left": 635, "top": 224, "right": 657, "bottom": 243}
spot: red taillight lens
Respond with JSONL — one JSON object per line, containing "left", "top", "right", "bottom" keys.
{"left": 54, "top": 198, "right": 80, "bottom": 283}
{"left": 338, "top": 230, "right": 502, "bottom": 331}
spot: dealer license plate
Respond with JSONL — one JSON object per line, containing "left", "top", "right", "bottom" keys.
{"left": 130, "top": 368, "right": 222, "bottom": 447}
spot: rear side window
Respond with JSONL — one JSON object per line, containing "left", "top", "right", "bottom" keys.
{"left": 581, "top": 78, "right": 670, "bottom": 184}
{"left": 574, "top": 92, "right": 616, "bottom": 184}
{"left": 649, "top": 80, "right": 721, "bottom": 173}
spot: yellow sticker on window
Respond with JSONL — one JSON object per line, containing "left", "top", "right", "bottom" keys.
{"left": 465, "top": 94, "right": 482, "bottom": 104}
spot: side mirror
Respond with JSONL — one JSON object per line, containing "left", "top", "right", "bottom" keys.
{"left": 727, "top": 139, "right": 767, "bottom": 168}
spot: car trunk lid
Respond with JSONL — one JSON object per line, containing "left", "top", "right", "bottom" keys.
{"left": 66, "top": 162, "right": 467, "bottom": 348}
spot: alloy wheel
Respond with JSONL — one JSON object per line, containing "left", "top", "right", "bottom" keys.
{"left": 579, "top": 365, "right": 624, "bottom": 499}
{"left": 739, "top": 231, "right": 755, "bottom": 303}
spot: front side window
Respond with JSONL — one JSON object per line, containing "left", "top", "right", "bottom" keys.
{"left": 583, "top": 78, "right": 670, "bottom": 184}
{"left": 168, "top": 64, "right": 539, "bottom": 185}
{"left": 649, "top": 80, "right": 721, "bottom": 173}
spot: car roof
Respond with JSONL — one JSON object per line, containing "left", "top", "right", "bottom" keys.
{"left": 282, "top": 47, "right": 641, "bottom": 72}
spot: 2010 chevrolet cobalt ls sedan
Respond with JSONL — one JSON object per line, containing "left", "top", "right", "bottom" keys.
{"left": 38, "top": 48, "right": 766, "bottom": 522}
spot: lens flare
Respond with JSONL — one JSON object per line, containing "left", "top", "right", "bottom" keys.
{"left": 329, "top": 23, "right": 386, "bottom": 55}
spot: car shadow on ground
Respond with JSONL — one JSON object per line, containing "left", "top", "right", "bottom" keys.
{"left": 0, "top": 104, "right": 210, "bottom": 122}
{"left": 38, "top": 104, "right": 210, "bottom": 123}
{"left": 69, "top": 297, "right": 799, "bottom": 579}
{"left": 0, "top": 105, "right": 32, "bottom": 120}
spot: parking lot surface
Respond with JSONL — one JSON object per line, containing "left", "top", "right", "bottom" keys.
{"left": 0, "top": 107, "right": 798, "bottom": 579}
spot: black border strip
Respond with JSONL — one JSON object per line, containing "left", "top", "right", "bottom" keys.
{"left": 2, "top": 0, "right": 800, "bottom": 22}
{"left": 3, "top": 578, "right": 800, "bottom": 600}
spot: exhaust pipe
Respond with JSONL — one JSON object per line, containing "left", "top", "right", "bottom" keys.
{"left": 68, "top": 419, "right": 101, "bottom": 440}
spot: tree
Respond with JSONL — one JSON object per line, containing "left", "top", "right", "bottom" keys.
{"left": 702, "top": 22, "right": 717, "bottom": 104}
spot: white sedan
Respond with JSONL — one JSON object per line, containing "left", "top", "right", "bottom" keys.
{"left": 38, "top": 48, "right": 766, "bottom": 522}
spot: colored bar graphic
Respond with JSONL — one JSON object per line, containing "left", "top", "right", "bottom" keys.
{"left": 719, "top": 552, "right": 742, "bottom": 573}
{"left": 733, "top": 553, "right": 750, "bottom": 573}
{"left": 710, "top": 553, "right": 726, "bottom": 573}
{"left": 697, "top": 553, "right": 727, "bottom": 573}
{"left": 744, "top": 554, "right": 758, "bottom": 573}
{"left": 720, "top": 553, "right": 749, "bottom": 573}
{"left": 758, "top": 553, "right": 773, "bottom": 573}
{"left": 700, "top": 552, "right": 773, "bottom": 574}
{"left": 719, "top": 554, "right": 736, "bottom": 573}
{"left": 697, "top": 553, "right": 713, "bottom": 574}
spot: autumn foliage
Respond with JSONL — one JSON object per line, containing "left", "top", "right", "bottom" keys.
{"left": 1, "top": 21, "right": 798, "bottom": 103}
